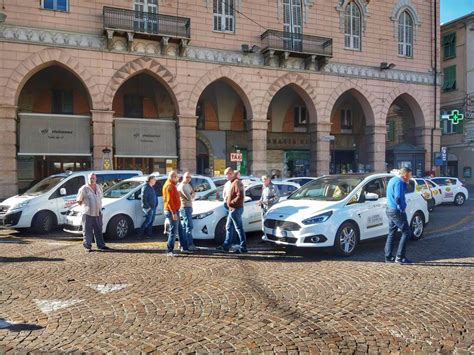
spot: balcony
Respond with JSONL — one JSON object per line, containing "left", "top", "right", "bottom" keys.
{"left": 260, "top": 30, "right": 332, "bottom": 70}
{"left": 103, "top": 6, "right": 191, "bottom": 54}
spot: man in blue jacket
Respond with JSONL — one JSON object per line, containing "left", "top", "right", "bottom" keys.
{"left": 138, "top": 175, "right": 158, "bottom": 238}
{"left": 385, "top": 167, "right": 413, "bottom": 264}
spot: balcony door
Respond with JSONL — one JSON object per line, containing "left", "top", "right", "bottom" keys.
{"left": 283, "top": 0, "right": 303, "bottom": 51}
{"left": 134, "top": 0, "right": 158, "bottom": 34}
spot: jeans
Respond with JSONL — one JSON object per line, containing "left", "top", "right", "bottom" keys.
{"left": 165, "top": 210, "right": 188, "bottom": 253}
{"left": 384, "top": 209, "right": 411, "bottom": 258}
{"left": 139, "top": 207, "right": 156, "bottom": 236}
{"left": 82, "top": 214, "right": 106, "bottom": 249}
{"left": 180, "top": 207, "right": 194, "bottom": 247}
{"left": 223, "top": 207, "right": 247, "bottom": 251}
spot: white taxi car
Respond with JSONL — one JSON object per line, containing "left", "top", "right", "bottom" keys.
{"left": 192, "top": 181, "right": 299, "bottom": 243}
{"left": 428, "top": 177, "right": 469, "bottom": 206}
{"left": 64, "top": 174, "right": 216, "bottom": 240}
{"left": 262, "top": 174, "right": 429, "bottom": 256}
{"left": 413, "top": 178, "right": 443, "bottom": 211}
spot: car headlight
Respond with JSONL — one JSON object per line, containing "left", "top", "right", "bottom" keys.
{"left": 302, "top": 211, "right": 333, "bottom": 225}
{"left": 10, "top": 200, "right": 31, "bottom": 211}
{"left": 192, "top": 211, "right": 214, "bottom": 220}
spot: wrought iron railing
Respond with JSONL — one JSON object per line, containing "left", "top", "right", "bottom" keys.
{"left": 261, "top": 30, "right": 332, "bottom": 57}
{"left": 103, "top": 6, "right": 191, "bottom": 39}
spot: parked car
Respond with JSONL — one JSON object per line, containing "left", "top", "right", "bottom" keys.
{"left": 262, "top": 174, "right": 429, "bottom": 256}
{"left": 283, "top": 177, "right": 317, "bottom": 187}
{"left": 192, "top": 181, "right": 300, "bottom": 243}
{"left": 0, "top": 170, "right": 142, "bottom": 233}
{"left": 64, "top": 174, "right": 216, "bottom": 240}
{"left": 412, "top": 178, "right": 443, "bottom": 211}
{"left": 428, "top": 177, "right": 469, "bottom": 206}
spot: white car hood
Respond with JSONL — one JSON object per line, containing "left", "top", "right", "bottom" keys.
{"left": 68, "top": 197, "right": 120, "bottom": 213}
{"left": 2, "top": 194, "right": 37, "bottom": 207}
{"left": 192, "top": 200, "right": 223, "bottom": 215}
{"left": 266, "top": 199, "right": 340, "bottom": 222}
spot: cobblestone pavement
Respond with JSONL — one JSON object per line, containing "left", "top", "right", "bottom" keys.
{"left": 0, "top": 200, "right": 473, "bottom": 353}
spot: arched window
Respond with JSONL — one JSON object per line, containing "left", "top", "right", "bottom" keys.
{"left": 344, "top": 1, "right": 361, "bottom": 50}
{"left": 398, "top": 11, "right": 413, "bottom": 57}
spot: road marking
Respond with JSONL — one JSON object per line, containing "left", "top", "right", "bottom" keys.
{"left": 34, "top": 299, "right": 84, "bottom": 314}
{"left": 88, "top": 284, "right": 129, "bottom": 294}
{"left": 425, "top": 210, "right": 474, "bottom": 236}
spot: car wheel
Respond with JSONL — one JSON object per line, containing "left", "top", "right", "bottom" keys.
{"left": 454, "top": 193, "right": 465, "bottom": 206}
{"left": 334, "top": 221, "right": 359, "bottom": 256}
{"left": 32, "top": 211, "right": 57, "bottom": 234}
{"left": 214, "top": 218, "right": 227, "bottom": 245}
{"left": 107, "top": 215, "right": 131, "bottom": 240}
{"left": 410, "top": 212, "right": 425, "bottom": 241}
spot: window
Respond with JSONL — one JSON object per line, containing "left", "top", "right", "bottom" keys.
{"left": 50, "top": 176, "right": 85, "bottom": 199}
{"left": 124, "top": 95, "right": 144, "bottom": 118}
{"left": 344, "top": 1, "right": 361, "bottom": 50}
{"left": 363, "top": 178, "right": 386, "bottom": 199}
{"left": 443, "top": 65, "right": 456, "bottom": 92}
{"left": 276, "top": 183, "right": 298, "bottom": 196}
{"left": 96, "top": 173, "right": 141, "bottom": 191}
{"left": 443, "top": 32, "right": 456, "bottom": 60}
{"left": 153, "top": 179, "right": 165, "bottom": 197}
{"left": 213, "top": 0, "right": 235, "bottom": 32}
{"left": 196, "top": 101, "right": 205, "bottom": 130}
{"left": 246, "top": 186, "right": 262, "bottom": 201}
{"left": 441, "top": 112, "right": 464, "bottom": 135}
{"left": 42, "top": 0, "right": 68, "bottom": 11}
{"left": 134, "top": 0, "right": 158, "bottom": 34}
{"left": 283, "top": 0, "right": 303, "bottom": 51}
{"left": 406, "top": 180, "right": 415, "bottom": 194}
{"left": 387, "top": 121, "right": 395, "bottom": 142}
{"left": 191, "top": 177, "right": 212, "bottom": 193}
{"left": 340, "top": 109, "right": 353, "bottom": 132}
{"left": 398, "top": 11, "right": 413, "bottom": 57}
{"left": 294, "top": 106, "right": 307, "bottom": 127}
{"left": 463, "top": 167, "right": 472, "bottom": 178}
{"left": 52, "top": 90, "right": 73, "bottom": 114}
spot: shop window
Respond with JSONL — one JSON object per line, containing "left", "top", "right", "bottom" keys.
{"left": 52, "top": 90, "right": 73, "bottom": 114}
{"left": 124, "top": 95, "right": 144, "bottom": 118}
{"left": 42, "top": 0, "right": 69, "bottom": 11}
{"left": 463, "top": 167, "right": 472, "bottom": 178}
{"left": 398, "top": 11, "right": 413, "bottom": 57}
{"left": 387, "top": 121, "right": 395, "bottom": 141}
{"left": 344, "top": 1, "right": 361, "bottom": 50}
{"left": 442, "top": 65, "right": 456, "bottom": 92}
{"left": 294, "top": 106, "right": 307, "bottom": 127}
{"left": 443, "top": 32, "right": 456, "bottom": 60}
{"left": 213, "top": 0, "right": 235, "bottom": 32}
{"left": 340, "top": 109, "right": 353, "bottom": 132}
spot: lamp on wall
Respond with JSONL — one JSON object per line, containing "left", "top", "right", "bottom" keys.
{"left": 380, "top": 62, "right": 396, "bottom": 70}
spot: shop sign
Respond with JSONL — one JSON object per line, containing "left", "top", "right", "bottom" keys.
{"left": 320, "top": 134, "right": 335, "bottom": 142}
{"left": 230, "top": 152, "right": 243, "bottom": 162}
{"left": 465, "top": 93, "right": 474, "bottom": 119}
{"left": 267, "top": 133, "right": 310, "bottom": 150}
{"left": 447, "top": 110, "right": 464, "bottom": 124}
{"left": 441, "top": 146, "right": 447, "bottom": 162}
{"left": 18, "top": 113, "right": 91, "bottom": 156}
{"left": 114, "top": 118, "right": 177, "bottom": 158}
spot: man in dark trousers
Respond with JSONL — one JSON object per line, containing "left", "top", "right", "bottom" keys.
{"left": 385, "top": 167, "right": 413, "bottom": 264}
{"left": 138, "top": 175, "right": 157, "bottom": 238}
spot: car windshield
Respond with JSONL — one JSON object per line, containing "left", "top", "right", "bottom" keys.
{"left": 23, "top": 175, "right": 66, "bottom": 196}
{"left": 199, "top": 186, "right": 225, "bottom": 201}
{"left": 103, "top": 180, "right": 143, "bottom": 199}
{"left": 289, "top": 176, "right": 364, "bottom": 201}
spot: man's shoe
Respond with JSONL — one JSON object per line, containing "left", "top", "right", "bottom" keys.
{"left": 215, "top": 245, "right": 229, "bottom": 252}
{"left": 395, "top": 256, "right": 412, "bottom": 264}
{"left": 188, "top": 245, "right": 198, "bottom": 251}
{"left": 166, "top": 252, "right": 177, "bottom": 257}
{"left": 233, "top": 249, "right": 248, "bottom": 254}
{"left": 385, "top": 256, "right": 396, "bottom": 263}
{"left": 98, "top": 246, "right": 111, "bottom": 251}
{"left": 84, "top": 247, "right": 92, "bottom": 253}
{"left": 180, "top": 248, "right": 192, "bottom": 254}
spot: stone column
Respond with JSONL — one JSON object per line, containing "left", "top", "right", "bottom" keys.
{"left": 365, "top": 124, "right": 387, "bottom": 173}
{"left": 310, "top": 122, "right": 331, "bottom": 176}
{"left": 91, "top": 110, "right": 114, "bottom": 170}
{"left": 416, "top": 126, "right": 442, "bottom": 173}
{"left": 248, "top": 119, "right": 269, "bottom": 176}
{"left": 178, "top": 115, "right": 197, "bottom": 173}
{"left": 0, "top": 105, "right": 18, "bottom": 199}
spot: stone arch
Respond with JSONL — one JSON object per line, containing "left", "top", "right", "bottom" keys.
{"left": 187, "top": 66, "right": 256, "bottom": 120}
{"left": 103, "top": 57, "right": 181, "bottom": 114}
{"left": 2, "top": 48, "right": 101, "bottom": 109}
{"left": 380, "top": 85, "right": 428, "bottom": 128}
{"left": 261, "top": 72, "right": 318, "bottom": 123}
{"left": 324, "top": 80, "right": 377, "bottom": 125}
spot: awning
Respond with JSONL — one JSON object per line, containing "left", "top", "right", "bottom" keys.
{"left": 18, "top": 113, "right": 91, "bottom": 156}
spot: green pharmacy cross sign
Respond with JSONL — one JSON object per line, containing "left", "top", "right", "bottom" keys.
{"left": 448, "top": 110, "right": 464, "bottom": 124}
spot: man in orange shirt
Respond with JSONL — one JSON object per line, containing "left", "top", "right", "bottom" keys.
{"left": 163, "top": 171, "right": 190, "bottom": 256}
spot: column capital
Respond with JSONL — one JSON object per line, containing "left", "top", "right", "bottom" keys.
{"left": 91, "top": 110, "right": 115, "bottom": 123}
{"left": 178, "top": 115, "right": 198, "bottom": 127}
{"left": 248, "top": 119, "right": 269, "bottom": 131}
{"left": 0, "top": 105, "right": 18, "bottom": 118}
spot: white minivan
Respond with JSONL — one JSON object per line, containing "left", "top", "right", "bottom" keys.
{"left": 0, "top": 170, "right": 142, "bottom": 233}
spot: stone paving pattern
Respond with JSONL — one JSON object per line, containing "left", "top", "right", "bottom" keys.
{"left": 0, "top": 201, "right": 473, "bottom": 353}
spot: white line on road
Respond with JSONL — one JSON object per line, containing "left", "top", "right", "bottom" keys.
{"left": 88, "top": 284, "right": 129, "bottom": 294}
{"left": 34, "top": 299, "right": 84, "bottom": 314}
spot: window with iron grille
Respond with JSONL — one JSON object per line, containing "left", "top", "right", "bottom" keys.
{"left": 344, "top": 1, "right": 361, "bottom": 50}
{"left": 283, "top": 0, "right": 303, "bottom": 52}
{"left": 386, "top": 121, "right": 395, "bottom": 142}
{"left": 398, "top": 11, "right": 413, "bottom": 57}
{"left": 41, "top": 0, "right": 69, "bottom": 11}
{"left": 340, "top": 109, "right": 353, "bottom": 132}
{"left": 213, "top": 0, "right": 235, "bottom": 32}
{"left": 442, "top": 65, "right": 456, "bottom": 92}
{"left": 443, "top": 32, "right": 456, "bottom": 60}
{"left": 196, "top": 101, "right": 205, "bottom": 130}
{"left": 52, "top": 90, "right": 73, "bottom": 114}
{"left": 294, "top": 106, "right": 307, "bottom": 127}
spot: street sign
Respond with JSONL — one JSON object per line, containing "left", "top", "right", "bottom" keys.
{"left": 441, "top": 146, "right": 447, "bottom": 162}
{"left": 230, "top": 152, "right": 243, "bottom": 162}
{"left": 320, "top": 135, "right": 335, "bottom": 142}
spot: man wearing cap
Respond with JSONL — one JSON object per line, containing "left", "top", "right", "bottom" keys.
{"left": 77, "top": 172, "right": 110, "bottom": 252}
{"left": 138, "top": 175, "right": 158, "bottom": 238}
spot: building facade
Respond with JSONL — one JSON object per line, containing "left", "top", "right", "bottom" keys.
{"left": 440, "top": 12, "right": 474, "bottom": 184}
{"left": 0, "top": 0, "right": 441, "bottom": 199}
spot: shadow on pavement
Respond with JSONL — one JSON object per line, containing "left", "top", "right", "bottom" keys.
{"left": 0, "top": 256, "right": 65, "bottom": 263}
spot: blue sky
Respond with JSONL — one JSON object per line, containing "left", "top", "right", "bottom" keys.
{"left": 441, "top": 0, "right": 474, "bottom": 24}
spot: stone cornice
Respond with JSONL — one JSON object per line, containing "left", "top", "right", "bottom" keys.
{"left": 0, "top": 24, "right": 440, "bottom": 86}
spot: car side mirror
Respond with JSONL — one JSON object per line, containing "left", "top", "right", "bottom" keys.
{"left": 365, "top": 192, "right": 379, "bottom": 201}
{"left": 60, "top": 188, "right": 67, "bottom": 196}
{"left": 244, "top": 196, "right": 252, "bottom": 203}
